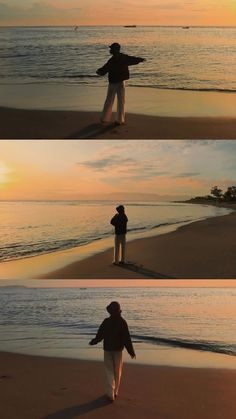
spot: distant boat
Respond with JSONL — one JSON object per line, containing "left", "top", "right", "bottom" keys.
{"left": 74, "top": 26, "right": 78, "bottom": 31}
{"left": 182, "top": 26, "right": 190, "bottom": 29}
{"left": 124, "top": 25, "right": 137, "bottom": 28}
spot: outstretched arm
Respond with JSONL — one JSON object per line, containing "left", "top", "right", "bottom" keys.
{"left": 125, "top": 55, "right": 146, "bottom": 66}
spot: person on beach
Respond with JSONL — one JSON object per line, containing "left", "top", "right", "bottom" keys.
{"left": 96, "top": 43, "right": 146, "bottom": 125}
{"left": 89, "top": 301, "right": 136, "bottom": 402}
{"left": 110, "top": 205, "right": 128, "bottom": 265}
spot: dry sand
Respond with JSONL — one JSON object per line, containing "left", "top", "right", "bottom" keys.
{"left": 1, "top": 351, "right": 236, "bottom": 419}
{"left": 1, "top": 107, "right": 236, "bottom": 139}
{"left": 40, "top": 208, "right": 236, "bottom": 280}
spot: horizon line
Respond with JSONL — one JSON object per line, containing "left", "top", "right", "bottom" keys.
{"left": 0, "top": 198, "right": 186, "bottom": 202}
{"left": 1, "top": 25, "right": 236, "bottom": 28}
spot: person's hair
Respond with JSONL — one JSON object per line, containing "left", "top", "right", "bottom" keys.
{"left": 106, "top": 301, "right": 121, "bottom": 315}
{"left": 110, "top": 43, "right": 121, "bottom": 52}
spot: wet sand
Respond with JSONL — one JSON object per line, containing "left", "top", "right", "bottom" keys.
{"left": 40, "top": 208, "right": 236, "bottom": 280}
{"left": 1, "top": 205, "right": 235, "bottom": 280}
{"left": 1, "top": 107, "right": 236, "bottom": 139}
{"left": 1, "top": 351, "right": 236, "bottom": 419}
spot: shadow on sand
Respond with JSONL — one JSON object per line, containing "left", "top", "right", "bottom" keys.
{"left": 67, "top": 122, "right": 119, "bottom": 139}
{"left": 43, "top": 395, "right": 111, "bottom": 419}
{"left": 118, "top": 262, "right": 175, "bottom": 279}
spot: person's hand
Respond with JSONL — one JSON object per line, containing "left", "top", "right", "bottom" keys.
{"left": 89, "top": 339, "right": 95, "bottom": 345}
{"left": 96, "top": 69, "right": 102, "bottom": 76}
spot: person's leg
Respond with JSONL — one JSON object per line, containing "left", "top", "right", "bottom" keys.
{"left": 113, "top": 351, "right": 123, "bottom": 398}
{"left": 113, "top": 235, "right": 119, "bottom": 264}
{"left": 101, "top": 83, "right": 117, "bottom": 122}
{"left": 104, "top": 351, "right": 116, "bottom": 400}
{"left": 116, "top": 81, "right": 125, "bottom": 124}
{"left": 120, "top": 234, "right": 126, "bottom": 263}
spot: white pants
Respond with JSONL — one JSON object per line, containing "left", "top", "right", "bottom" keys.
{"left": 114, "top": 234, "right": 126, "bottom": 263}
{"left": 101, "top": 81, "right": 125, "bottom": 124}
{"left": 104, "top": 350, "right": 123, "bottom": 400}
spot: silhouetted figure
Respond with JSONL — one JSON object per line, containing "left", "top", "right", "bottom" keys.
{"left": 96, "top": 43, "right": 145, "bottom": 124}
{"left": 110, "top": 205, "right": 128, "bottom": 264}
{"left": 89, "top": 301, "right": 135, "bottom": 402}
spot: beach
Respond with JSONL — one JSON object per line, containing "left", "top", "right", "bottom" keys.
{"left": 1, "top": 351, "right": 236, "bottom": 419}
{"left": 1, "top": 107, "right": 236, "bottom": 139}
{"left": 1, "top": 82, "right": 236, "bottom": 140}
{"left": 40, "top": 207, "right": 236, "bottom": 279}
{"left": 1, "top": 26, "right": 236, "bottom": 139}
{"left": 40, "top": 206, "right": 236, "bottom": 279}
{"left": 0, "top": 204, "right": 235, "bottom": 280}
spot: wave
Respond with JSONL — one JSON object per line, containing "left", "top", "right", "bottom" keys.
{"left": 133, "top": 334, "right": 236, "bottom": 357}
{"left": 130, "top": 84, "right": 236, "bottom": 93}
{"left": 151, "top": 218, "right": 195, "bottom": 229}
{"left": 0, "top": 217, "right": 200, "bottom": 262}
{"left": 0, "top": 54, "right": 30, "bottom": 59}
{"left": 127, "top": 219, "right": 193, "bottom": 234}
{"left": 0, "top": 78, "right": 235, "bottom": 93}
{"left": 0, "top": 230, "right": 113, "bottom": 262}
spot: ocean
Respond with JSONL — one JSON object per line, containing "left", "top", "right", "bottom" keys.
{"left": 0, "top": 286, "right": 236, "bottom": 368}
{"left": 1, "top": 26, "right": 236, "bottom": 92}
{"left": 0, "top": 200, "right": 232, "bottom": 263}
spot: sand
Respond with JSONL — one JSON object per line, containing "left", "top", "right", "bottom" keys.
{"left": 1, "top": 351, "right": 236, "bottom": 419}
{"left": 1, "top": 107, "right": 236, "bottom": 139}
{"left": 1, "top": 204, "right": 235, "bottom": 280}
{"left": 38, "top": 208, "right": 236, "bottom": 280}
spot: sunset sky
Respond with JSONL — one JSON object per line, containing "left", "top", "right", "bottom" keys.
{"left": 0, "top": 140, "right": 235, "bottom": 201}
{"left": 0, "top": 1, "right": 236, "bottom": 26}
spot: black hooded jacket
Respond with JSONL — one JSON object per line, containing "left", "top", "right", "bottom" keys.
{"left": 90, "top": 315, "right": 135, "bottom": 357}
{"left": 97, "top": 53, "right": 144, "bottom": 83}
{"left": 110, "top": 213, "right": 128, "bottom": 235}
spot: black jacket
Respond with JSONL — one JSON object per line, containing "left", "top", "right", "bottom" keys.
{"left": 110, "top": 213, "right": 128, "bottom": 235}
{"left": 90, "top": 315, "right": 135, "bottom": 357}
{"left": 97, "top": 53, "right": 144, "bottom": 83}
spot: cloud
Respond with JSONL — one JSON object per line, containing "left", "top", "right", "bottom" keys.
{"left": 172, "top": 172, "right": 200, "bottom": 178}
{"left": 110, "top": 0, "right": 190, "bottom": 11}
{"left": 77, "top": 155, "right": 136, "bottom": 170}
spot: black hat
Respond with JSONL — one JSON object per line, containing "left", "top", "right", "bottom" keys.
{"left": 106, "top": 301, "right": 121, "bottom": 315}
{"left": 109, "top": 42, "right": 121, "bottom": 50}
{"left": 116, "top": 205, "right": 124, "bottom": 213}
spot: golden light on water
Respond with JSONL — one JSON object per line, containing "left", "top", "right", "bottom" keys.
{"left": 0, "top": 162, "right": 10, "bottom": 187}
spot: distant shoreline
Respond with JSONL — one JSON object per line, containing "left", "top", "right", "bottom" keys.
{"left": 177, "top": 199, "right": 236, "bottom": 210}
{"left": 1, "top": 25, "right": 236, "bottom": 28}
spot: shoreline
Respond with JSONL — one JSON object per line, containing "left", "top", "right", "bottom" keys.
{"left": 1, "top": 351, "right": 236, "bottom": 419}
{"left": 39, "top": 205, "right": 236, "bottom": 279}
{"left": 0, "top": 204, "right": 234, "bottom": 280}
{"left": 1, "top": 107, "right": 236, "bottom": 139}
{"left": 1, "top": 83, "right": 236, "bottom": 139}
{"left": 1, "top": 83, "right": 236, "bottom": 117}
{"left": 0, "top": 204, "right": 235, "bottom": 280}
{"left": 0, "top": 217, "right": 207, "bottom": 280}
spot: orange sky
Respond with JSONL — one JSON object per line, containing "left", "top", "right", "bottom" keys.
{"left": 0, "top": 1, "right": 235, "bottom": 26}
{"left": 1, "top": 279, "right": 236, "bottom": 288}
{"left": 1, "top": 140, "right": 236, "bottom": 201}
